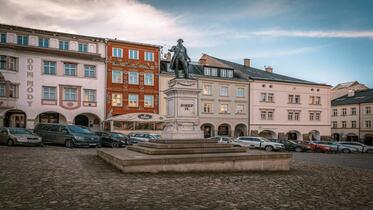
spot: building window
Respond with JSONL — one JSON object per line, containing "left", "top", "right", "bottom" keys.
{"left": 111, "top": 93, "right": 122, "bottom": 107}
{"left": 342, "top": 108, "right": 347, "bottom": 116}
{"left": 112, "top": 48, "right": 123, "bottom": 57}
{"left": 112, "top": 70, "right": 123, "bottom": 83}
{"left": 309, "top": 111, "right": 321, "bottom": 121}
{"left": 42, "top": 86, "right": 56, "bottom": 100}
{"left": 236, "top": 88, "right": 245, "bottom": 97}
{"left": 128, "top": 72, "right": 139, "bottom": 84}
{"left": 144, "top": 73, "right": 154, "bottom": 86}
{"left": 288, "top": 95, "right": 301, "bottom": 104}
{"left": 64, "top": 63, "right": 77, "bottom": 76}
{"left": 366, "top": 121, "right": 372, "bottom": 128}
{"left": 236, "top": 104, "right": 244, "bottom": 114}
{"left": 83, "top": 89, "right": 96, "bottom": 102}
{"left": 8, "top": 84, "right": 18, "bottom": 98}
{"left": 128, "top": 94, "right": 139, "bottom": 107}
{"left": 0, "top": 33, "right": 6, "bottom": 43}
{"left": 78, "top": 43, "right": 88, "bottom": 52}
{"left": 203, "top": 103, "right": 212, "bottom": 113}
{"left": 144, "top": 52, "right": 154, "bottom": 61}
{"left": 366, "top": 107, "right": 371, "bottom": 115}
{"left": 144, "top": 95, "right": 154, "bottom": 108}
{"left": 260, "top": 93, "right": 274, "bottom": 102}
{"left": 333, "top": 109, "right": 338, "bottom": 116}
{"left": 310, "top": 96, "right": 321, "bottom": 105}
{"left": 0, "top": 84, "right": 5, "bottom": 97}
{"left": 220, "top": 69, "right": 233, "bottom": 78}
{"left": 342, "top": 121, "right": 347, "bottom": 128}
{"left": 59, "top": 40, "right": 69, "bottom": 50}
{"left": 204, "top": 67, "right": 218, "bottom": 76}
{"left": 220, "top": 104, "right": 228, "bottom": 113}
{"left": 17, "top": 35, "right": 28, "bottom": 46}
{"left": 84, "top": 65, "right": 96, "bottom": 78}
{"left": 129, "top": 49, "right": 139, "bottom": 59}
{"left": 351, "top": 107, "right": 357, "bottom": 115}
{"left": 332, "top": 121, "right": 337, "bottom": 128}
{"left": 351, "top": 121, "right": 357, "bottom": 128}
{"left": 43, "top": 61, "right": 56, "bottom": 75}
{"left": 261, "top": 110, "right": 274, "bottom": 120}
{"left": 39, "top": 38, "right": 49, "bottom": 48}
{"left": 220, "top": 86, "right": 228, "bottom": 96}
{"left": 64, "top": 88, "right": 77, "bottom": 101}
{"left": 203, "top": 85, "right": 212, "bottom": 95}
{"left": 0, "top": 56, "right": 17, "bottom": 71}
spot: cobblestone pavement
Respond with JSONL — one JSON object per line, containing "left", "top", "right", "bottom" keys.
{"left": 293, "top": 152, "right": 373, "bottom": 170}
{"left": 0, "top": 145, "right": 372, "bottom": 210}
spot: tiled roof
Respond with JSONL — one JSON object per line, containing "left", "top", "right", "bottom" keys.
{"left": 332, "top": 89, "right": 373, "bottom": 106}
{"left": 207, "top": 55, "right": 324, "bottom": 85}
{"left": 333, "top": 81, "right": 359, "bottom": 89}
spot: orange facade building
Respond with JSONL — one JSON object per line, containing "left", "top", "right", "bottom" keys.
{"left": 106, "top": 40, "right": 160, "bottom": 118}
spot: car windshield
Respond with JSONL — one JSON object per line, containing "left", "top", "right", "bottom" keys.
{"left": 258, "top": 137, "right": 271, "bottom": 142}
{"left": 9, "top": 128, "right": 33, "bottom": 135}
{"left": 67, "top": 125, "right": 92, "bottom": 134}
{"left": 111, "top": 133, "right": 126, "bottom": 138}
{"left": 151, "top": 134, "right": 161, "bottom": 139}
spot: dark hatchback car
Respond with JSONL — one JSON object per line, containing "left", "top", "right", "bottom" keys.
{"left": 278, "top": 140, "right": 311, "bottom": 152}
{"left": 34, "top": 123, "right": 101, "bottom": 148}
{"left": 95, "top": 132, "right": 128, "bottom": 148}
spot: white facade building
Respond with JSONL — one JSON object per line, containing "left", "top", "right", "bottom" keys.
{"left": 0, "top": 24, "right": 106, "bottom": 130}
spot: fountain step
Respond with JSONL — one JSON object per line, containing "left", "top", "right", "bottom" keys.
{"left": 127, "top": 145, "right": 246, "bottom": 155}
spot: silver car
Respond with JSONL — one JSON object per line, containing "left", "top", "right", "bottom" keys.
{"left": 208, "top": 136, "right": 235, "bottom": 144}
{"left": 0, "top": 127, "right": 42, "bottom": 146}
{"left": 338, "top": 141, "right": 373, "bottom": 153}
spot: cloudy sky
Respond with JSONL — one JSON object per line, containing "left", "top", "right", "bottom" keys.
{"left": 1, "top": 0, "right": 372, "bottom": 87}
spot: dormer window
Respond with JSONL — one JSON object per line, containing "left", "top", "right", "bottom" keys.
{"left": 204, "top": 67, "right": 217, "bottom": 76}
{"left": 220, "top": 69, "right": 233, "bottom": 78}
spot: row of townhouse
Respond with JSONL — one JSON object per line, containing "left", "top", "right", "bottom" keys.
{"left": 0, "top": 23, "right": 332, "bottom": 141}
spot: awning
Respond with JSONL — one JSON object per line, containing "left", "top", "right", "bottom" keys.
{"left": 105, "top": 113, "right": 165, "bottom": 122}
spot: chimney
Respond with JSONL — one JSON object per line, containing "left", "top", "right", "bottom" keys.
{"left": 265, "top": 66, "right": 273, "bottom": 73}
{"left": 243, "top": 58, "right": 251, "bottom": 67}
{"left": 348, "top": 89, "right": 355, "bottom": 97}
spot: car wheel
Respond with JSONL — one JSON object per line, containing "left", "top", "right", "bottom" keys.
{"left": 111, "top": 142, "right": 119, "bottom": 148}
{"left": 65, "top": 140, "right": 74, "bottom": 148}
{"left": 265, "top": 146, "right": 273, "bottom": 151}
{"left": 342, "top": 148, "right": 350, "bottom": 153}
{"left": 367, "top": 149, "right": 373, "bottom": 154}
{"left": 295, "top": 147, "right": 303, "bottom": 152}
{"left": 7, "top": 139, "right": 14, "bottom": 146}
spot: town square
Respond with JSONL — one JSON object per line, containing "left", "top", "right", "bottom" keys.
{"left": 0, "top": 0, "right": 372, "bottom": 209}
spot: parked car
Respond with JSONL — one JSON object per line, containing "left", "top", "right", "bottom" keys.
{"left": 208, "top": 136, "right": 235, "bottom": 144}
{"left": 338, "top": 141, "right": 373, "bottom": 153}
{"left": 34, "top": 123, "right": 101, "bottom": 148}
{"left": 280, "top": 140, "right": 311, "bottom": 152}
{"left": 129, "top": 133, "right": 161, "bottom": 143}
{"left": 0, "top": 127, "right": 42, "bottom": 146}
{"left": 95, "top": 131, "right": 128, "bottom": 148}
{"left": 309, "top": 141, "right": 338, "bottom": 153}
{"left": 233, "top": 136, "right": 285, "bottom": 151}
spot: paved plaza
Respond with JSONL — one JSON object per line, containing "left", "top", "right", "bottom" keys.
{"left": 0, "top": 145, "right": 372, "bottom": 209}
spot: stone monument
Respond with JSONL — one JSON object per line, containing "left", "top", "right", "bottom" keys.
{"left": 162, "top": 39, "right": 203, "bottom": 139}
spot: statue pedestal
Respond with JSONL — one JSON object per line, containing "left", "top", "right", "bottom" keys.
{"left": 162, "top": 78, "right": 204, "bottom": 139}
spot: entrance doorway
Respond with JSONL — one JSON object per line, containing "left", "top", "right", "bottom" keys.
{"left": 201, "top": 124, "right": 214, "bottom": 138}
{"left": 218, "top": 124, "right": 230, "bottom": 136}
{"left": 74, "top": 115, "right": 89, "bottom": 127}
{"left": 4, "top": 110, "right": 26, "bottom": 128}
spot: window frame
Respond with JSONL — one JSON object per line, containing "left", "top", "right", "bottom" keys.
{"left": 112, "top": 48, "right": 123, "bottom": 57}
{"left": 111, "top": 92, "right": 123, "bottom": 107}
{"left": 144, "top": 51, "right": 154, "bottom": 61}
{"left": 129, "top": 49, "right": 139, "bottom": 60}
{"left": 63, "top": 87, "right": 77, "bottom": 101}
{"left": 83, "top": 89, "right": 96, "bottom": 102}
{"left": 84, "top": 65, "right": 96, "bottom": 78}
{"left": 59, "top": 40, "right": 69, "bottom": 51}
{"left": 220, "top": 86, "right": 228, "bottom": 97}
{"left": 128, "top": 71, "right": 139, "bottom": 85}
{"left": 43, "top": 61, "right": 56, "bottom": 75}
{"left": 128, "top": 94, "right": 139, "bottom": 107}
{"left": 63, "top": 63, "right": 77, "bottom": 76}
{"left": 144, "top": 95, "right": 154, "bottom": 108}
{"left": 144, "top": 73, "right": 154, "bottom": 86}
{"left": 38, "top": 37, "right": 49, "bottom": 48}
{"left": 42, "top": 86, "right": 57, "bottom": 100}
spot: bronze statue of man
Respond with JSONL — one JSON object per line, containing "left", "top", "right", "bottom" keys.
{"left": 169, "top": 39, "right": 191, "bottom": 79}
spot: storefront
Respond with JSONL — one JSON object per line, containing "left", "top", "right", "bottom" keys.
{"left": 104, "top": 113, "right": 165, "bottom": 134}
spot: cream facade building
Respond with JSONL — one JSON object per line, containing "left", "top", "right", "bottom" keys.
{"left": 0, "top": 24, "right": 106, "bottom": 130}
{"left": 331, "top": 88, "right": 373, "bottom": 145}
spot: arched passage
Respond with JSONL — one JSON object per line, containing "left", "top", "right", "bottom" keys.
{"left": 259, "top": 130, "right": 276, "bottom": 140}
{"left": 363, "top": 134, "right": 373, "bottom": 145}
{"left": 217, "top": 123, "right": 231, "bottom": 136}
{"left": 309, "top": 130, "right": 320, "bottom": 141}
{"left": 201, "top": 123, "right": 215, "bottom": 138}
{"left": 286, "top": 130, "right": 301, "bottom": 141}
{"left": 35, "top": 111, "right": 68, "bottom": 125}
{"left": 74, "top": 113, "right": 101, "bottom": 131}
{"left": 234, "top": 124, "right": 247, "bottom": 137}
{"left": 332, "top": 133, "right": 341, "bottom": 141}
{"left": 345, "top": 133, "right": 358, "bottom": 141}
{"left": 3, "top": 109, "right": 27, "bottom": 128}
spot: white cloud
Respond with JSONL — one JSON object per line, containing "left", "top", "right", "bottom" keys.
{"left": 0, "top": 0, "right": 213, "bottom": 48}
{"left": 250, "top": 29, "right": 373, "bottom": 39}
